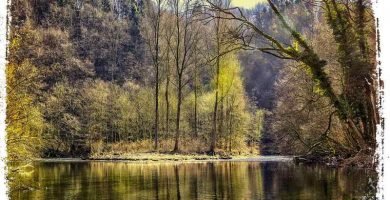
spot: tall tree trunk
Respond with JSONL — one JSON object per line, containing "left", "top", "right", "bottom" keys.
{"left": 165, "top": 54, "right": 170, "bottom": 139}
{"left": 154, "top": 0, "right": 162, "bottom": 151}
{"left": 228, "top": 106, "right": 233, "bottom": 153}
{"left": 194, "top": 83, "right": 198, "bottom": 137}
{"left": 173, "top": 0, "right": 181, "bottom": 152}
{"left": 194, "top": 49, "right": 198, "bottom": 137}
{"left": 218, "top": 97, "right": 224, "bottom": 149}
{"left": 154, "top": 62, "right": 159, "bottom": 151}
{"left": 210, "top": 10, "right": 221, "bottom": 155}
{"left": 174, "top": 78, "right": 182, "bottom": 152}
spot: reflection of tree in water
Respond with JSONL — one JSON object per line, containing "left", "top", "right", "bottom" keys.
{"left": 261, "top": 162, "right": 377, "bottom": 199}
{"left": 174, "top": 165, "right": 180, "bottom": 200}
{"left": 10, "top": 162, "right": 375, "bottom": 199}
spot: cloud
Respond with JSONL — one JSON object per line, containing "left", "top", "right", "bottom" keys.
{"left": 231, "top": 0, "right": 266, "bottom": 9}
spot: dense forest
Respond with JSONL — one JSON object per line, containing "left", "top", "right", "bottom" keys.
{"left": 7, "top": 0, "right": 377, "bottom": 167}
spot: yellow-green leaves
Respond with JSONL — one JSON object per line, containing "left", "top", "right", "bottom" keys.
{"left": 213, "top": 53, "right": 244, "bottom": 100}
{"left": 7, "top": 61, "right": 44, "bottom": 161}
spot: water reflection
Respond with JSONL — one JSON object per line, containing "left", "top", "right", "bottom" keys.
{"left": 10, "top": 161, "right": 376, "bottom": 200}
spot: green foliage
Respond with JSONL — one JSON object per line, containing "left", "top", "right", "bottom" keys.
{"left": 7, "top": 0, "right": 264, "bottom": 160}
{"left": 7, "top": 60, "right": 45, "bottom": 160}
{"left": 7, "top": 25, "right": 46, "bottom": 160}
{"left": 210, "top": 54, "right": 259, "bottom": 152}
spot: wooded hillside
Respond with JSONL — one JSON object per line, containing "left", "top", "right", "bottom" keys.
{"left": 7, "top": 0, "right": 378, "bottom": 165}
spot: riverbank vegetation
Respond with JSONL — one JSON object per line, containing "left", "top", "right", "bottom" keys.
{"left": 7, "top": 0, "right": 265, "bottom": 161}
{"left": 7, "top": 0, "right": 378, "bottom": 168}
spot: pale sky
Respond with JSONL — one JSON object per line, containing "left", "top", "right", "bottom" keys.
{"left": 231, "top": 0, "right": 265, "bottom": 9}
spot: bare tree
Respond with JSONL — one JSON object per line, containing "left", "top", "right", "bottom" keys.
{"left": 142, "top": 0, "right": 164, "bottom": 151}
{"left": 168, "top": 0, "right": 202, "bottom": 152}
{"left": 205, "top": 0, "right": 378, "bottom": 154}
{"left": 207, "top": 0, "right": 232, "bottom": 155}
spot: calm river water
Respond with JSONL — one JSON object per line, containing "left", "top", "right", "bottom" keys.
{"left": 9, "top": 158, "right": 377, "bottom": 200}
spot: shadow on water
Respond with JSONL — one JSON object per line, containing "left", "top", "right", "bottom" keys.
{"left": 9, "top": 160, "right": 377, "bottom": 200}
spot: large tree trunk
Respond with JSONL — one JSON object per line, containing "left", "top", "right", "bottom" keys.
{"left": 194, "top": 85, "right": 198, "bottom": 137}
{"left": 154, "top": 65, "right": 159, "bottom": 151}
{"left": 173, "top": 0, "right": 181, "bottom": 153}
{"left": 210, "top": 53, "right": 220, "bottom": 154}
{"left": 194, "top": 53, "right": 198, "bottom": 137}
{"left": 153, "top": 0, "right": 162, "bottom": 151}
{"left": 174, "top": 78, "right": 182, "bottom": 152}
{"left": 209, "top": 9, "right": 221, "bottom": 155}
{"left": 210, "top": 88, "right": 218, "bottom": 154}
{"left": 165, "top": 69, "right": 170, "bottom": 139}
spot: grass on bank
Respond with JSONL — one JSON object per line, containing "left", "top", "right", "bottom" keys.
{"left": 88, "top": 138, "right": 259, "bottom": 161}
